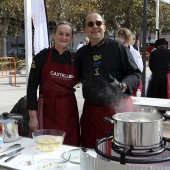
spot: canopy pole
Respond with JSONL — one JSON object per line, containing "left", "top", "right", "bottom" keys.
{"left": 24, "top": 0, "right": 32, "bottom": 86}
{"left": 156, "top": 0, "right": 160, "bottom": 40}
{"left": 142, "top": 0, "right": 148, "bottom": 97}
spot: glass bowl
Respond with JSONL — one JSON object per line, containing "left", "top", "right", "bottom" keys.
{"left": 32, "top": 151, "right": 70, "bottom": 169}
{"left": 32, "top": 129, "right": 66, "bottom": 152}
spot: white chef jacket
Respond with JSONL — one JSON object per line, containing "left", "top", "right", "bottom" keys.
{"left": 130, "top": 46, "right": 143, "bottom": 73}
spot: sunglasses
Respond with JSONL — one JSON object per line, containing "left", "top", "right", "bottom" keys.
{"left": 87, "top": 21, "right": 103, "bottom": 27}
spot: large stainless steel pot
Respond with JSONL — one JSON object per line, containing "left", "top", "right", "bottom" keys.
{"left": 104, "top": 112, "right": 170, "bottom": 148}
{"left": 0, "top": 112, "right": 23, "bottom": 143}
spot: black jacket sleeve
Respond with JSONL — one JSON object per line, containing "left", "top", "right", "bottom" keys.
{"left": 27, "top": 50, "right": 49, "bottom": 110}
{"left": 117, "top": 44, "right": 141, "bottom": 93}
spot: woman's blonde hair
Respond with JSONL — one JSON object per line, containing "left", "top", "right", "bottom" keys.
{"left": 116, "top": 28, "right": 132, "bottom": 43}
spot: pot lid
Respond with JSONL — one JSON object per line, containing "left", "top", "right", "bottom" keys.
{"left": 0, "top": 112, "right": 23, "bottom": 123}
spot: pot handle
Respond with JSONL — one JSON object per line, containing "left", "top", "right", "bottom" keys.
{"left": 16, "top": 119, "right": 24, "bottom": 125}
{"left": 162, "top": 113, "right": 170, "bottom": 121}
{"left": 104, "top": 117, "right": 116, "bottom": 124}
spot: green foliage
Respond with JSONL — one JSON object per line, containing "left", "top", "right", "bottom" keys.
{"left": 0, "top": 0, "right": 170, "bottom": 39}
{"left": 0, "top": 0, "right": 24, "bottom": 38}
{"left": 159, "top": 2, "right": 170, "bottom": 34}
{"left": 46, "top": 0, "right": 99, "bottom": 31}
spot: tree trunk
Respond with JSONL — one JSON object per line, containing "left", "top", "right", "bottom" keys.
{"left": 0, "top": 38, "right": 3, "bottom": 57}
{"left": 2, "top": 37, "right": 7, "bottom": 57}
{"left": 0, "top": 18, "right": 10, "bottom": 57}
{"left": 0, "top": 37, "right": 7, "bottom": 57}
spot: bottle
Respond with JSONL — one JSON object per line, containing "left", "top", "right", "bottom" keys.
{"left": 136, "top": 89, "right": 141, "bottom": 97}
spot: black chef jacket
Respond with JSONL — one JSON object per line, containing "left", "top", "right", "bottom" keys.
{"left": 149, "top": 47, "right": 170, "bottom": 73}
{"left": 27, "top": 48, "right": 74, "bottom": 110}
{"left": 75, "top": 37, "right": 141, "bottom": 105}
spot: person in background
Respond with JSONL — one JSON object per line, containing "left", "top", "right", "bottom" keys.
{"left": 77, "top": 41, "right": 83, "bottom": 50}
{"left": 147, "top": 38, "right": 170, "bottom": 114}
{"left": 27, "top": 21, "right": 80, "bottom": 146}
{"left": 77, "top": 37, "right": 89, "bottom": 50}
{"left": 133, "top": 39, "right": 140, "bottom": 51}
{"left": 10, "top": 95, "right": 30, "bottom": 137}
{"left": 76, "top": 37, "right": 89, "bottom": 88}
{"left": 75, "top": 12, "right": 141, "bottom": 148}
{"left": 116, "top": 28, "right": 143, "bottom": 96}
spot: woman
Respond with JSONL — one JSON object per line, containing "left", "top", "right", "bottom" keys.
{"left": 27, "top": 21, "right": 80, "bottom": 146}
{"left": 116, "top": 28, "right": 143, "bottom": 96}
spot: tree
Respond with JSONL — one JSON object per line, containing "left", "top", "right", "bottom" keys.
{"left": 98, "top": 0, "right": 156, "bottom": 37}
{"left": 159, "top": 2, "right": 170, "bottom": 34}
{"left": 0, "top": 0, "right": 24, "bottom": 56}
{"left": 0, "top": 0, "right": 170, "bottom": 57}
{"left": 46, "top": 0, "right": 100, "bottom": 31}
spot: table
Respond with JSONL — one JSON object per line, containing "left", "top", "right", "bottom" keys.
{"left": 132, "top": 96, "right": 170, "bottom": 138}
{"left": 0, "top": 137, "right": 80, "bottom": 170}
{"left": 132, "top": 96, "right": 170, "bottom": 111}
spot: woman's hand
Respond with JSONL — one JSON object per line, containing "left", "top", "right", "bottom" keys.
{"left": 29, "top": 110, "right": 39, "bottom": 132}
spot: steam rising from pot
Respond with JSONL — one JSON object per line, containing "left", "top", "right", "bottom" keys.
{"left": 82, "top": 75, "right": 134, "bottom": 112}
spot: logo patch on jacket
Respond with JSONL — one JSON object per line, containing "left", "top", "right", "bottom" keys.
{"left": 93, "top": 55, "right": 101, "bottom": 61}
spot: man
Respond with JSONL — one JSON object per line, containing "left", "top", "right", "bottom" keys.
{"left": 83, "top": 37, "right": 89, "bottom": 45}
{"left": 77, "top": 42, "right": 83, "bottom": 50}
{"left": 77, "top": 37, "right": 89, "bottom": 50}
{"left": 75, "top": 12, "right": 141, "bottom": 148}
{"left": 147, "top": 38, "right": 170, "bottom": 113}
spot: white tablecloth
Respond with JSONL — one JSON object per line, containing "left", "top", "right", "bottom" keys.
{"left": 132, "top": 96, "right": 170, "bottom": 111}
{"left": 0, "top": 137, "right": 80, "bottom": 170}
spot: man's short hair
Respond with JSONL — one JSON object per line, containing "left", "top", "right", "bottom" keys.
{"left": 155, "top": 38, "right": 167, "bottom": 48}
{"left": 82, "top": 12, "right": 105, "bottom": 28}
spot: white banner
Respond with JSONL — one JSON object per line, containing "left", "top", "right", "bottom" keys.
{"left": 31, "top": 0, "right": 49, "bottom": 55}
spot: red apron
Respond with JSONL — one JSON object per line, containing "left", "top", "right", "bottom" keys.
{"left": 38, "top": 47, "right": 80, "bottom": 146}
{"left": 166, "top": 73, "right": 170, "bottom": 98}
{"left": 147, "top": 72, "right": 170, "bottom": 99}
{"left": 81, "top": 96, "right": 134, "bottom": 148}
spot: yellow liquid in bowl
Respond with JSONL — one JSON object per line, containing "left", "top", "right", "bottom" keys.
{"left": 35, "top": 135, "right": 63, "bottom": 151}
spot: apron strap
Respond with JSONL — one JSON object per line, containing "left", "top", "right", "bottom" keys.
{"left": 37, "top": 97, "right": 44, "bottom": 129}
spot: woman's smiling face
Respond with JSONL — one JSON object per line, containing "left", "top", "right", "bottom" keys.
{"left": 54, "top": 24, "right": 73, "bottom": 51}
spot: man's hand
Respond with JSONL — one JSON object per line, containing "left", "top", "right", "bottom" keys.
{"left": 109, "top": 75, "right": 128, "bottom": 92}
{"left": 120, "top": 83, "right": 128, "bottom": 92}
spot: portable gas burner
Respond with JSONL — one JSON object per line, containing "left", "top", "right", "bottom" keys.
{"left": 94, "top": 135, "right": 170, "bottom": 164}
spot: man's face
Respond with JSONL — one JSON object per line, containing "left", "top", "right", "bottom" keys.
{"left": 83, "top": 13, "right": 106, "bottom": 46}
